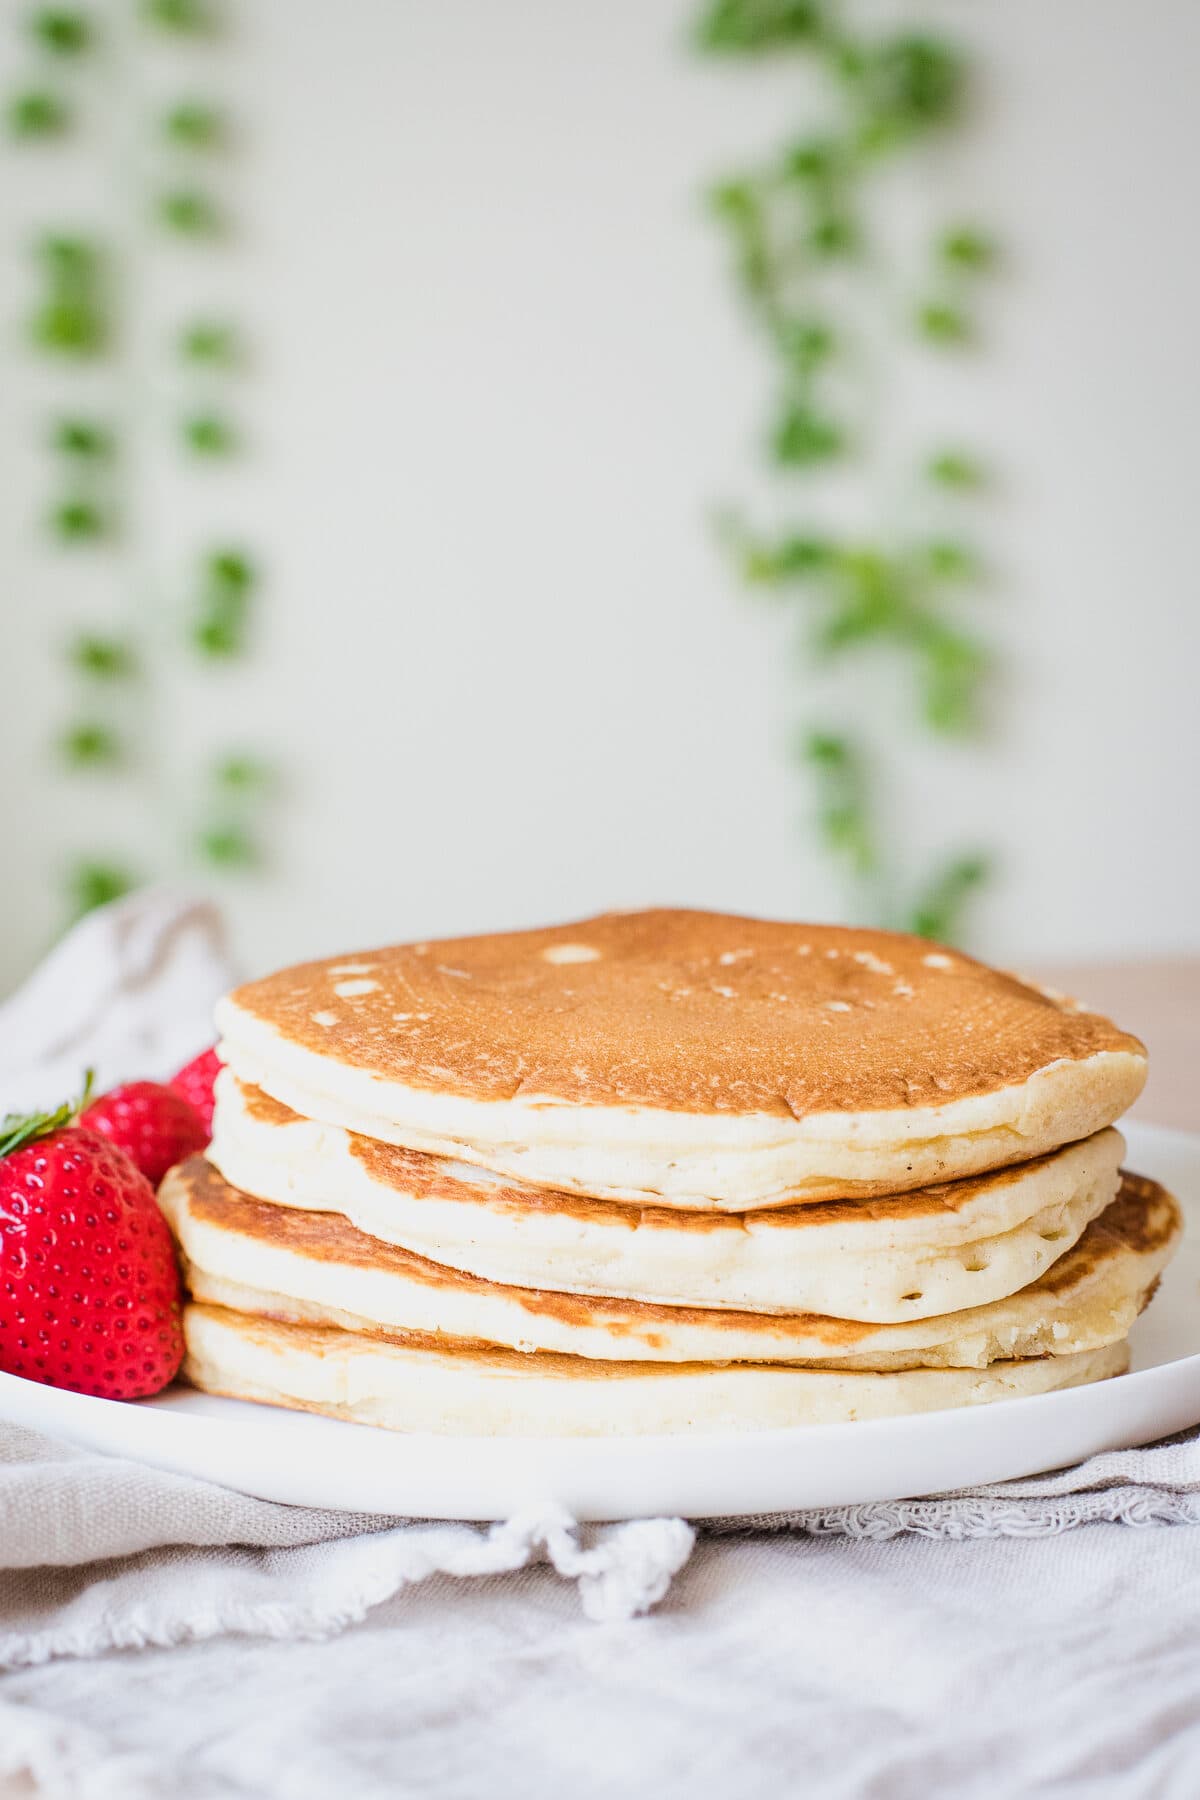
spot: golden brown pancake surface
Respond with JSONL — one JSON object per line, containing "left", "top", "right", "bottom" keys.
{"left": 222, "top": 910, "right": 1144, "bottom": 1118}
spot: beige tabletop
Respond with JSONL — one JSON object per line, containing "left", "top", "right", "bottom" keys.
{"left": 1034, "top": 958, "right": 1200, "bottom": 1133}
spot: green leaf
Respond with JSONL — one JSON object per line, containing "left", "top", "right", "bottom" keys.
{"left": 214, "top": 752, "right": 273, "bottom": 791}
{"left": 207, "top": 548, "right": 254, "bottom": 592}
{"left": 809, "top": 213, "right": 857, "bottom": 258}
{"left": 8, "top": 88, "right": 69, "bottom": 137}
{"left": 776, "top": 316, "right": 836, "bottom": 373}
{"left": 908, "top": 854, "right": 990, "bottom": 943}
{"left": 923, "top": 539, "right": 979, "bottom": 581}
{"left": 694, "top": 0, "right": 825, "bottom": 53}
{"left": 707, "top": 181, "right": 775, "bottom": 303}
{"left": 191, "top": 615, "right": 243, "bottom": 658}
{"left": 67, "top": 859, "right": 135, "bottom": 918}
{"left": 939, "top": 226, "right": 997, "bottom": 273}
{"left": 31, "top": 10, "right": 92, "bottom": 55}
{"left": 141, "top": 0, "right": 217, "bottom": 32}
{"left": 801, "top": 730, "right": 851, "bottom": 769}
{"left": 37, "top": 233, "right": 97, "bottom": 279}
{"left": 773, "top": 534, "right": 836, "bottom": 576}
{"left": 801, "top": 730, "right": 878, "bottom": 877}
{"left": 926, "top": 450, "right": 985, "bottom": 490}
{"left": 816, "top": 595, "right": 897, "bottom": 653}
{"left": 771, "top": 401, "right": 843, "bottom": 466}
{"left": 708, "top": 178, "right": 759, "bottom": 223}
{"left": 916, "top": 299, "right": 970, "bottom": 345}
{"left": 919, "top": 628, "right": 989, "bottom": 733}
{"left": 192, "top": 551, "right": 254, "bottom": 656}
{"left": 182, "top": 412, "right": 236, "bottom": 455}
{"left": 157, "top": 187, "right": 221, "bottom": 234}
{"left": 30, "top": 297, "right": 105, "bottom": 354}
{"left": 58, "top": 720, "right": 122, "bottom": 766}
{"left": 197, "top": 822, "right": 258, "bottom": 867}
{"left": 854, "top": 34, "right": 965, "bottom": 146}
{"left": 178, "top": 318, "right": 238, "bottom": 364}
{"left": 30, "top": 237, "right": 106, "bottom": 354}
{"left": 163, "top": 100, "right": 225, "bottom": 148}
{"left": 782, "top": 137, "right": 840, "bottom": 184}
{"left": 0, "top": 1071, "right": 93, "bottom": 1160}
{"left": 819, "top": 802, "right": 875, "bottom": 874}
{"left": 68, "top": 632, "right": 135, "bottom": 678}
{"left": 737, "top": 531, "right": 836, "bottom": 585}
{"left": 52, "top": 417, "right": 113, "bottom": 457}
{"left": 49, "top": 497, "right": 108, "bottom": 541}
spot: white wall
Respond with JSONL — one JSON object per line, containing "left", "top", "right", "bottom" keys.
{"left": 2, "top": 0, "right": 1198, "bottom": 991}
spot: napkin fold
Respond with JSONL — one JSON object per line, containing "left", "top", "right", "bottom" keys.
{"left": 3, "top": 1418, "right": 1199, "bottom": 1667}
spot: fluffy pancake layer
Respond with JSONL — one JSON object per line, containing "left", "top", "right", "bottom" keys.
{"left": 209, "top": 1075, "right": 1126, "bottom": 1319}
{"left": 160, "top": 1160, "right": 1178, "bottom": 1370}
{"left": 215, "top": 911, "right": 1147, "bottom": 1206}
{"left": 181, "top": 1304, "right": 1131, "bottom": 1437}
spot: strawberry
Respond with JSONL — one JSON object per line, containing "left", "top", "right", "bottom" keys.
{"left": 80, "top": 1081, "right": 207, "bottom": 1187}
{"left": 168, "top": 1045, "right": 220, "bottom": 1135}
{"left": 0, "top": 1091, "right": 184, "bottom": 1399}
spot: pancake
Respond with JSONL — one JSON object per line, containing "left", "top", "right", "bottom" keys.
{"left": 209, "top": 1075, "right": 1126, "bottom": 1318}
{"left": 181, "top": 1303, "right": 1130, "bottom": 1436}
{"left": 160, "top": 1160, "right": 1178, "bottom": 1369}
{"left": 214, "top": 910, "right": 1147, "bottom": 1208}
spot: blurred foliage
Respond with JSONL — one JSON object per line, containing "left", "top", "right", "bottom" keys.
{"left": 191, "top": 549, "right": 256, "bottom": 657}
{"left": 67, "top": 633, "right": 136, "bottom": 679}
{"left": 696, "top": 0, "right": 999, "bottom": 945}
{"left": 10, "top": 0, "right": 270, "bottom": 924}
{"left": 182, "top": 411, "right": 237, "bottom": 455}
{"left": 163, "top": 99, "right": 224, "bottom": 148}
{"left": 57, "top": 720, "right": 122, "bottom": 767}
{"left": 29, "top": 234, "right": 107, "bottom": 355}
{"left": 8, "top": 87, "right": 69, "bottom": 136}
{"left": 157, "top": 185, "right": 222, "bottom": 235}
{"left": 52, "top": 417, "right": 113, "bottom": 457}
{"left": 66, "top": 859, "right": 136, "bottom": 918}
{"left": 48, "top": 495, "right": 110, "bottom": 541}
{"left": 30, "top": 9, "right": 91, "bottom": 55}
{"left": 141, "top": 0, "right": 217, "bottom": 33}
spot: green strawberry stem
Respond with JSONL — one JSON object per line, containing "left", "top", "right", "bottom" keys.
{"left": 0, "top": 1069, "right": 94, "bottom": 1159}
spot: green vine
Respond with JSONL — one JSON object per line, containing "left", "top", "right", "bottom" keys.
{"left": 8, "top": 2, "right": 274, "bottom": 923}
{"left": 696, "top": 0, "right": 999, "bottom": 944}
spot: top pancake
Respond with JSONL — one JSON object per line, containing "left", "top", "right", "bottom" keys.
{"left": 216, "top": 909, "right": 1147, "bottom": 1207}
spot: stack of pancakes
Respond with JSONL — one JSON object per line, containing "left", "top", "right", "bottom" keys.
{"left": 159, "top": 910, "right": 1181, "bottom": 1435}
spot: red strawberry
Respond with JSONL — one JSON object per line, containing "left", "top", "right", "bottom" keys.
{"left": 0, "top": 1094, "right": 184, "bottom": 1399}
{"left": 169, "top": 1046, "right": 220, "bottom": 1135}
{"left": 80, "top": 1081, "right": 207, "bottom": 1187}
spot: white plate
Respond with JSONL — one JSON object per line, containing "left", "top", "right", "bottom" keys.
{"left": 3, "top": 1121, "right": 1199, "bottom": 1521}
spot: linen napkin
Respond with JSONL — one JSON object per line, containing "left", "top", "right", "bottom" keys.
{"left": 2, "top": 1417, "right": 1199, "bottom": 1669}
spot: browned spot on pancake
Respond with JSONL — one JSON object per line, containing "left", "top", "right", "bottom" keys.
{"left": 240, "top": 1084, "right": 300, "bottom": 1128}
{"left": 1101, "top": 1173, "right": 1181, "bottom": 1254}
{"left": 229, "top": 1080, "right": 1087, "bottom": 1233}
{"left": 1020, "top": 1174, "right": 1178, "bottom": 1299}
{"left": 224, "top": 909, "right": 1144, "bottom": 1118}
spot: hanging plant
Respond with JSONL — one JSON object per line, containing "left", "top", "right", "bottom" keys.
{"left": 7, "top": 0, "right": 275, "bottom": 925}
{"left": 695, "top": 0, "right": 1000, "bottom": 944}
